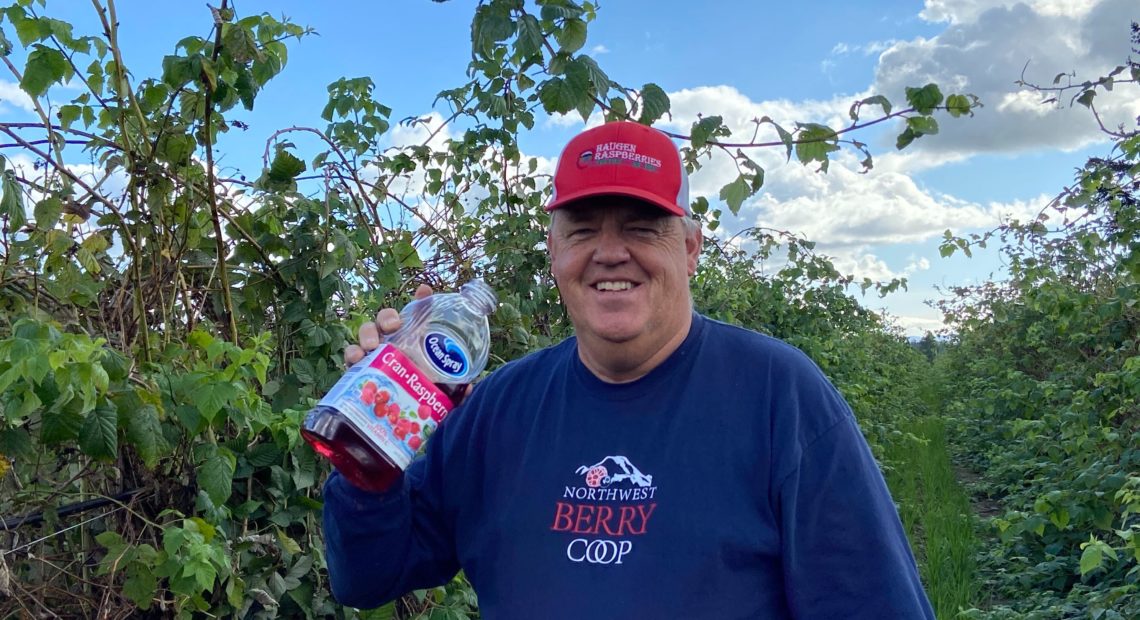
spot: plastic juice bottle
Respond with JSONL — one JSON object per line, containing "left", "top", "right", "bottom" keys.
{"left": 302, "top": 280, "right": 497, "bottom": 492}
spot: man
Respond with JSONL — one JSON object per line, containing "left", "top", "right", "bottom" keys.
{"left": 324, "top": 121, "right": 935, "bottom": 618}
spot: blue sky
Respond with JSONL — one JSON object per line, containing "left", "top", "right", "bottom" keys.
{"left": 3, "top": 0, "right": 1137, "bottom": 335}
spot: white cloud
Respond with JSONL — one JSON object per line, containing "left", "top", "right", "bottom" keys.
{"left": 875, "top": 0, "right": 1138, "bottom": 156}
{"left": 590, "top": 44, "right": 610, "bottom": 55}
{"left": 543, "top": 108, "right": 607, "bottom": 130}
{"left": 887, "top": 311, "right": 948, "bottom": 337}
{"left": 905, "top": 256, "right": 932, "bottom": 274}
{"left": 0, "top": 80, "right": 35, "bottom": 113}
{"left": 920, "top": 0, "right": 1098, "bottom": 24}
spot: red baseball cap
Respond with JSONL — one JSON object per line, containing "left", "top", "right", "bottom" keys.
{"left": 545, "top": 121, "right": 690, "bottom": 216}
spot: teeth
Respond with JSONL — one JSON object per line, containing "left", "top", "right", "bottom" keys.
{"left": 595, "top": 281, "right": 632, "bottom": 291}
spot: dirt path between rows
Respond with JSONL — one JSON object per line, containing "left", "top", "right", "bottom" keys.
{"left": 953, "top": 464, "right": 1002, "bottom": 518}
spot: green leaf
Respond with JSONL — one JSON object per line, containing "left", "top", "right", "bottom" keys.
{"left": 57, "top": 104, "right": 81, "bottom": 129}
{"left": 538, "top": 77, "right": 578, "bottom": 115}
{"left": 637, "top": 83, "right": 669, "bottom": 125}
{"left": 794, "top": 123, "right": 839, "bottom": 171}
{"left": 160, "top": 133, "right": 196, "bottom": 165}
{"left": 718, "top": 176, "right": 751, "bottom": 216}
{"left": 124, "top": 405, "right": 166, "bottom": 468}
{"left": 515, "top": 14, "right": 544, "bottom": 58}
{"left": 292, "top": 447, "right": 317, "bottom": 490}
{"left": 20, "top": 45, "right": 72, "bottom": 97}
{"left": 198, "top": 56, "right": 218, "bottom": 91}
{"left": 233, "top": 68, "right": 257, "bottom": 110}
{"left": 760, "top": 116, "right": 794, "bottom": 162}
{"left": 290, "top": 359, "right": 316, "bottom": 385}
{"left": 40, "top": 405, "right": 83, "bottom": 444}
{"left": 471, "top": 3, "right": 515, "bottom": 57}
{"left": 267, "top": 149, "right": 306, "bottom": 183}
{"left": 0, "top": 428, "right": 33, "bottom": 459}
{"left": 245, "top": 442, "right": 282, "bottom": 467}
{"left": 1076, "top": 89, "right": 1096, "bottom": 108}
{"left": 946, "top": 94, "right": 971, "bottom": 118}
{"left": 275, "top": 527, "right": 302, "bottom": 554}
{"left": 690, "top": 115, "right": 724, "bottom": 150}
{"left": 575, "top": 94, "right": 594, "bottom": 124}
{"left": 556, "top": 18, "right": 587, "bottom": 54}
{"left": 123, "top": 567, "right": 157, "bottom": 610}
{"left": 896, "top": 127, "right": 917, "bottom": 151}
{"left": 906, "top": 116, "right": 939, "bottom": 136}
{"left": 541, "top": 5, "right": 585, "bottom": 20}
{"left": 222, "top": 25, "right": 262, "bottom": 64}
{"left": 358, "top": 602, "right": 398, "bottom": 620}
{"left": 161, "top": 55, "right": 195, "bottom": 88}
{"left": 577, "top": 55, "right": 610, "bottom": 97}
{"left": 192, "top": 382, "right": 236, "bottom": 422}
{"left": 197, "top": 445, "right": 236, "bottom": 505}
{"left": 1080, "top": 542, "right": 1103, "bottom": 575}
{"left": 79, "top": 402, "right": 119, "bottom": 460}
{"left": 849, "top": 94, "right": 892, "bottom": 121}
{"left": 904, "top": 83, "right": 943, "bottom": 115}
{"left": 2, "top": 171, "right": 25, "bottom": 231}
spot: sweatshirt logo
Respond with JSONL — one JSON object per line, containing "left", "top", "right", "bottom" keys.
{"left": 552, "top": 455, "right": 658, "bottom": 566}
{"left": 575, "top": 455, "right": 653, "bottom": 488}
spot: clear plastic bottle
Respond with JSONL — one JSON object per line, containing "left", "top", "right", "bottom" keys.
{"left": 302, "top": 280, "right": 497, "bottom": 492}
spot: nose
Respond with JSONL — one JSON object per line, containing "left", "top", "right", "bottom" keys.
{"left": 592, "top": 225, "right": 630, "bottom": 265}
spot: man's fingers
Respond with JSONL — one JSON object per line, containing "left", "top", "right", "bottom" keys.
{"left": 345, "top": 285, "right": 432, "bottom": 368}
{"left": 344, "top": 344, "right": 365, "bottom": 366}
{"left": 375, "top": 308, "right": 401, "bottom": 335}
{"left": 359, "top": 321, "right": 381, "bottom": 351}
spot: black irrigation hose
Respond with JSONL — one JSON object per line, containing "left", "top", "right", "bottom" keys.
{"left": 0, "top": 488, "right": 145, "bottom": 531}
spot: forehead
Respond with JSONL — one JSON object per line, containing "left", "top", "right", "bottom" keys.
{"left": 556, "top": 197, "right": 673, "bottom": 223}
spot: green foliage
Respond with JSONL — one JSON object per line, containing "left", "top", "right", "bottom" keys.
{"left": 0, "top": 1, "right": 975, "bottom": 617}
{"left": 938, "top": 30, "right": 1140, "bottom": 617}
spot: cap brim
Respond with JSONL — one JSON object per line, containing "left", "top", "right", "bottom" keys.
{"left": 545, "top": 186, "right": 688, "bottom": 217}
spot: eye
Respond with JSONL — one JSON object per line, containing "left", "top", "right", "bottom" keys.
{"left": 626, "top": 224, "right": 659, "bottom": 236}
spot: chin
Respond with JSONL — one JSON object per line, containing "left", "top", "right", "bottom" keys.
{"left": 583, "top": 318, "right": 644, "bottom": 344}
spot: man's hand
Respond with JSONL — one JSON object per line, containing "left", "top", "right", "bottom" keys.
{"left": 344, "top": 284, "right": 433, "bottom": 366}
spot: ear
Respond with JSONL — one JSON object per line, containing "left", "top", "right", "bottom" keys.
{"left": 546, "top": 229, "right": 557, "bottom": 263}
{"left": 684, "top": 222, "right": 701, "bottom": 276}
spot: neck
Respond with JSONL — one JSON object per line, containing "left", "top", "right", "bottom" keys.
{"left": 576, "top": 312, "right": 694, "bottom": 383}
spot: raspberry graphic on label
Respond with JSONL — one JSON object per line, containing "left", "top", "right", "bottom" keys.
{"left": 407, "top": 435, "right": 422, "bottom": 450}
{"left": 417, "top": 403, "right": 431, "bottom": 420}
{"left": 584, "top": 465, "right": 608, "bottom": 488}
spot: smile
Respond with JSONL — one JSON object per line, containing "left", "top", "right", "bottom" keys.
{"left": 594, "top": 281, "right": 635, "bottom": 291}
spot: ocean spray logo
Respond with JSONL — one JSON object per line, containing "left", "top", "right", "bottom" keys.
{"left": 422, "top": 332, "right": 468, "bottom": 379}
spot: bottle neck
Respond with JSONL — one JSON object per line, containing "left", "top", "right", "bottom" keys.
{"left": 459, "top": 279, "right": 498, "bottom": 315}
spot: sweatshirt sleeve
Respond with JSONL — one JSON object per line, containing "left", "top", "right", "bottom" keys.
{"left": 778, "top": 414, "right": 935, "bottom": 619}
{"left": 321, "top": 418, "right": 460, "bottom": 610}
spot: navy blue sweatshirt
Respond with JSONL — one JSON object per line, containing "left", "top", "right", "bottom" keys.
{"left": 322, "top": 314, "right": 934, "bottom": 618}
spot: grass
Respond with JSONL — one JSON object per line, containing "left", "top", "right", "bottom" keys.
{"left": 883, "top": 416, "right": 979, "bottom": 618}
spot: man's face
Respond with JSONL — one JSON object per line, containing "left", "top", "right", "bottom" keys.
{"left": 547, "top": 197, "right": 701, "bottom": 355}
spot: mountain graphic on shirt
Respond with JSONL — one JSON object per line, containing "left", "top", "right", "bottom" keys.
{"left": 575, "top": 456, "right": 653, "bottom": 488}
